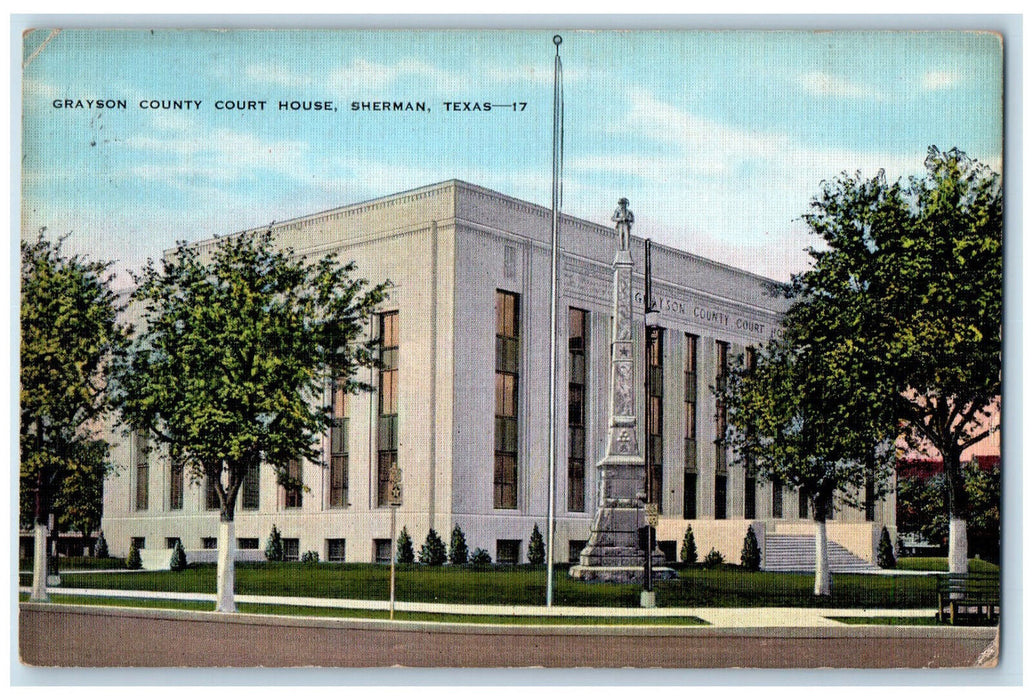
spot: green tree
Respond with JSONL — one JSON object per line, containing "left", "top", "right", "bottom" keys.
{"left": 396, "top": 526, "right": 415, "bottom": 564}
{"left": 877, "top": 526, "right": 896, "bottom": 569}
{"left": 449, "top": 524, "right": 469, "bottom": 565}
{"left": 94, "top": 531, "right": 109, "bottom": 559}
{"left": 114, "top": 231, "right": 387, "bottom": 611}
{"left": 264, "top": 524, "right": 284, "bottom": 562}
{"left": 52, "top": 438, "right": 109, "bottom": 556}
{"left": 740, "top": 525, "right": 761, "bottom": 572}
{"left": 170, "top": 540, "right": 188, "bottom": 571}
{"left": 897, "top": 460, "right": 1000, "bottom": 562}
{"left": 680, "top": 525, "right": 697, "bottom": 565}
{"left": 797, "top": 147, "right": 1001, "bottom": 574}
{"left": 126, "top": 540, "right": 142, "bottom": 570}
{"left": 20, "top": 233, "right": 126, "bottom": 601}
{"left": 528, "top": 523, "right": 546, "bottom": 565}
{"left": 723, "top": 339, "right": 895, "bottom": 595}
{"left": 419, "top": 528, "right": 447, "bottom": 566}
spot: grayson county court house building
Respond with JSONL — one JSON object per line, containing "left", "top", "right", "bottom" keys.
{"left": 100, "top": 180, "right": 895, "bottom": 569}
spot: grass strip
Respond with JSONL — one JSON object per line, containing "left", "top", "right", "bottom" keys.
{"left": 20, "top": 593, "right": 708, "bottom": 626}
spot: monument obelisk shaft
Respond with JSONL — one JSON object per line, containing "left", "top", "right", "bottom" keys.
{"left": 571, "top": 198, "right": 666, "bottom": 583}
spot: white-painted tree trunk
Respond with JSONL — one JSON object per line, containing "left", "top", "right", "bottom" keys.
{"left": 30, "top": 522, "right": 49, "bottom": 602}
{"left": 814, "top": 520, "right": 831, "bottom": 597}
{"left": 948, "top": 517, "right": 969, "bottom": 575}
{"left": 215, "top": 520, "right": 237, "bottom": 613}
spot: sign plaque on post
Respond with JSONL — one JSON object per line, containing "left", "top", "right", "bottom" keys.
{"left": 388, "top": 466, "right": 402, "bottom": 620}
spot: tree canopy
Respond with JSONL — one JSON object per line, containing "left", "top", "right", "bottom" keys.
{"left": 114, "top": 230, "right": 387, "bottom": 521}
{"left": 798, "top": 147, "right": 1002, "bottom": 572}
{"left": 20, "top": 232, "right": 126, "bottom": 598}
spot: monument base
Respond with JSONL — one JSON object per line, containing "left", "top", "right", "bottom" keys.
{"left": 569, "top": 496, "right": 675, "bottom": 583}
{"left": 568, "top": 564, "right": 677, "bottom": 584}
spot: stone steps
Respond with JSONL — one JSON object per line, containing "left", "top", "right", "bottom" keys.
{"left": 763, "top": 534, "right": 880, "bottom": 573}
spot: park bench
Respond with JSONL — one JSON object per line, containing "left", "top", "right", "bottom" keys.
{"left": 936, "top": 572, "right": 999, "bottom": 625}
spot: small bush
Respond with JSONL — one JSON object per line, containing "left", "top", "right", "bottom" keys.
{"left": 877, "top": 526, "right": 897, "bottom": 569}
{"left": 528, "top": 523, "right": 546, "bottom": 565}
{"left": 265, "top": 524, "right": 284, "bottom": 562}
{"left": 95, "top": 531, "right": 109, "bottom": 559}
{"left": 740, "top": 525, "right": 761, "bottom": 571}
{"left": 419, "top": 528, "right": 447, "bottom": 566}
{"left": 301, "top": 550, "right": 320, "bottom": 564}
{"left": 396, "top": 526, "right": 415, "bottom": 564}
{"left": 126, "top": 541, "right": 142, "bottom": 570}
{"left": 449, "top": 524, "right": 469, "bottom": 565}
{"left": 680, "top": 525, "right": 697, "bottom": 564}
{"left": 703, "top": 547, "right": 724, "bottom": 568}
{"left": 169, "top": 540, "right": 187, "bottom": 571}
{"left": 469, "top": 548, "right": 492, "bottom": 566}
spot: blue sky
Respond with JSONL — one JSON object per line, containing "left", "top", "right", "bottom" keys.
{"left": 20, "top": 29, "right": 1002, "bottom": 284}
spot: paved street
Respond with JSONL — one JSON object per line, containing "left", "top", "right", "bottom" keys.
{"left": 19, "top": 603, "right": 997, "bottom": 669}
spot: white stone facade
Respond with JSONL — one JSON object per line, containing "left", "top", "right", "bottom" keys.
{"left": 101, "top": 180, "right": 895, "bottom": 565}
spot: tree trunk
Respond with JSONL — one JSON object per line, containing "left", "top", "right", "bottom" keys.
{"left": 215, "top": 518, "right": 237, "bottom": 613}
{"left": 943, "top": 446, "right": 969, "bottom": 575}
{"left": 948, "top": 517, "right": 969, "bottom": 575}
{"left": 813, "top": 519, "right": 831, "bottom": 596}
{"left": 30, "top": 521, "right": 49, "bottom": 602}
{"left": 812, "top": 492, "right": 831, "bottom": 597}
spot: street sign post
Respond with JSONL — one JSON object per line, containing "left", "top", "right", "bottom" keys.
{"left": 388, "top": 466, "right": 402, "bottom": 620}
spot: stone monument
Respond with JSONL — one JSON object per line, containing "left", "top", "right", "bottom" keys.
{"left": 570, "top": 198, "right": 671, "bottom": 583}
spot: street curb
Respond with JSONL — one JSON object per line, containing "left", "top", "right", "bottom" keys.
{"left": 19, "top": 602, "right": 998, "bottom": 640}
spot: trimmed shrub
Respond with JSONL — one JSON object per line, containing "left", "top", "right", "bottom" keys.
{"left": 419, "top": 528, "right": 447, "bottom": 566}
{"left": 703, "top": 547, "right": 724, "bottom": 568}
{"left": 470, "top": 548, "right": 492, "bottom": 565}
{"left": 877, "top": 526, "right": 897, "bottom": 569}
{"left": 396, "top": 526, "right": 415, "bottom": 564}
{"left": 95, "top": 531, "right": 109, "bottom": 559}
{"left": 680, "top": 525, "right": 697, "bottom": 564}
{"left": 740, "top": 525, "right": 761, "bottom": 571}
{"left": 301, "top": 550, "right": 320, "bottom": 564}
{"left": 126, "top": 541, "right": 142, "bottom": 570}
{"left": 170, "top": 540, "right": 187, "bottom": 571}
{"left": 528, "top": 523, "right": 546, "bottom": 565}
{"left": 265, "top": 524, "right": 284, "bottom": 562}
{"left": 449, "top": 524, "right": 469, "bottom": 565}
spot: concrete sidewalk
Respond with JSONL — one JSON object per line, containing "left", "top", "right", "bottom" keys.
{"left": 19, "top": 585, "right": 938, "bottom": 628}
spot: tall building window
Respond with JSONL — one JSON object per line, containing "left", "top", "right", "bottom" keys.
{"left": 567, "top": 307, "right": 587, "bottom": 512}
{"left": 714, "top": 341, "right": 729, "bottom": 517}
{"left": 330, "top": 380, "right": 350, "bottom": 508}
{"left": 715, "top": 340, "right": 729, "bottom": 474}
{"left": 799, "top": 485, "right": 810, "bottom": 519}
{"left": 684, "top": 334, "right": 698, "bottom": 518}
{"left": 864, "top": 478, "right": 876, "bottom": 522}
{"left": 377, "top": 311, "right": 399, "bottom": 507}
{"left": 744, "top": 476, "right": 757, "bottom": 519}
{"left": 205, "top": 472, "right": 220, "bottom": 511}
{"left": 134, "top": 430, "right": 149, "bottom": 511}
{"left": 168, "top": 452, "right": 183, "bottom": 511}
{"left": 282, "top": 459, "right": 303, "bottom": 509}
{"left": 241, "top": 462, "right": 259, "bottom": 510}
{"left": 494, "top": 290, "right": 519, "bottom": 510}
{"left": 743, "top": 347, "right": 756, "bottom": 519}
{"left": 715, "top": 474, "right": 728, "bottom": 520}
{"left": 772, "top": 478, "right": 784, "bottom": 519}
{"left": 646, "top": 328, "right": 664, "bottom": 510}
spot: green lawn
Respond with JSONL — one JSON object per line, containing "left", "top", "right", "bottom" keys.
{"left": 19, "top": 593, "right": 707, "bottom": 625}
{"left": 20, "top": 562, "right": 949, "bottom": 609}
{"left": 896, "top": 557, "right": 1000, "bottom": 574}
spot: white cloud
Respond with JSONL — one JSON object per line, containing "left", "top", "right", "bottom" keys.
{"left": 797, "top": 70, "right": 883, "bottom": 100}
{"left": 921, "top": 69, "right": 961, "bottom": 91}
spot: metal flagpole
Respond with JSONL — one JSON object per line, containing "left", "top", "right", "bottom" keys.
{"left": 546, "top": 33, "right": 563, "bottom": 608}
